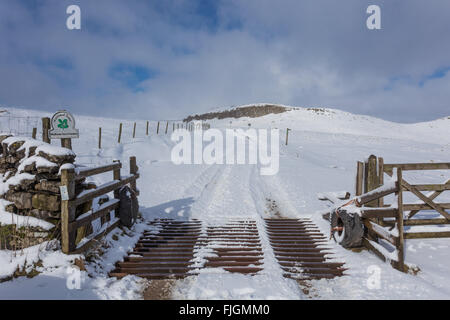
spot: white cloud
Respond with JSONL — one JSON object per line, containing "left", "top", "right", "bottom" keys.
{"left": 0, "top": 0, "right": 449, "bottom": 122}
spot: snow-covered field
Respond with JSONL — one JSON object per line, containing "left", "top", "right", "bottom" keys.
{"left": 0, "top": 106, "right": 449, "bottom": 299}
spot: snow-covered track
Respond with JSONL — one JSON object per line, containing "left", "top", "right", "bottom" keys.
{"left": 110, "top": 218, "right": 346, "bottom": 281}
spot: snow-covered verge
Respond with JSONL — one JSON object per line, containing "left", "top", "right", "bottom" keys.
{"left": 0, "top": 105, "right": 449, "bottom": 299}
{"left": 0, "top": 225, "right": 148, "bottom": 299}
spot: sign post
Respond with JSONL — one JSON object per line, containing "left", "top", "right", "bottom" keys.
{"left": 48, "top": 110, "right": 79, "bottom": 150}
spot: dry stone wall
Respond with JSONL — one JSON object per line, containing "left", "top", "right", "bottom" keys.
{"left": 183, "top": 104, "right": 290, "bottom": 122}
{"left": 0, "top": 134, "right": 91, "bottom": 250}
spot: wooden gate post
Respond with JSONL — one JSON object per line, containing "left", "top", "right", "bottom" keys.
{"left": 365, "top": 155, "right": 379, "bottom": 207}
{"left": 130, "top": 156, "right": 138, "bottom": 195}
{"left": 61, "top": 168, "right": 76, "bottom": 254}
{"left": 355, "top": 161, "right": 364, "bottom": 196}
{"left": 32, "top": 127, "right": 37, "bottom": 139}
{"left": 42, "top": 117, "right": 51, "bottom": 143}
{"left": 396, "top": 168, "right": 405, "bottom": 270}
{"left": 378, "top": 157, "right": 384, "bottom": 207}
{"left": 113, "top": 160, "right": 121, "bottom": 218}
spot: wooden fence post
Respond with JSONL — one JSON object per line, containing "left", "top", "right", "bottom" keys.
{"left": 133, "top": 122, "right": 136, "bottom": 139}
{"left": 98, "top": 127, "right": 102, "bottom": 149}
{"left": 130, "top": 156, "right": 138, "bottom": 195}
{"left": 285, "top": 128, "right": 290, "bottom": 146}
{"left": 42, "top": 117, "right": 50, "bottom": 143}
{"left": 118, "top": 123, "right": 122, "bottom": 143}
{"left": 165, "top": 121, "right": 168, "bottom": 134}
{"left": 173, "top": 123, "right": 175, "bottom": 132}
{"left": 356, "top": 161, "right": 364, "bottom": 196}
{"left": 146, "top": 121, "right": 149, "bottom": 136}
{"left": 32, "top": 127, "right": 37, "bottom": 139}
{"left": 156, "top": 122, "right": 160, "bottom": 134}
{"left": 61, "top": 168, "right": 76, "bottom": 254}
{"left": 397, "top": 168, "right": 405, "bottom": 271}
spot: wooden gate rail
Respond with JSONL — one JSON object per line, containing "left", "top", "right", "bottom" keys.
{"left": 322, "top": 156, "right": 449, "bottom": 272}
{"left": 354, "top": 156, "right": 450, "bottom": 272}
{"left": 61, "top": 156, "right": 139, "bottom": 254}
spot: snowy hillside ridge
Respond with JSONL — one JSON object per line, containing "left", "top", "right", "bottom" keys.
{"left": 184, "top": 102, "right": 380, "bottom": 122}
{"left": 203, "top": 103, "right": 294, "bottom": 113}
{"left": 199, "top": 104, "right": 450, "bottom": 145}
{"left": 204, "top": 102, "right": 341, "bottom": 115}
{"left": 183, "top": 103, "right": 292, "bottom": 122}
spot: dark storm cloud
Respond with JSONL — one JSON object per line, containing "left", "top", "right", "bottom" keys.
{"left": 0, "top": 0, "right": 449, "bottom": 122}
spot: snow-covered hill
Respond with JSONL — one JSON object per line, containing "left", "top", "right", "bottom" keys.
{"left": 203, "top": 104, "right": 450, "bottom": 145}
{"left": 0, "top": 105, "right": 449, "bottom": 300}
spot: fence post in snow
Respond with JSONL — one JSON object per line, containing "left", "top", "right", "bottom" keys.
{"left": 365, "top": 155, "right": 379, "bottom": 207}
{"left": 285, "top": 128, "right": 290, "bottom": 146}
{"left": 32, "top": 127, "right": 37, "bottom": 139}
{"left": 98, "top": 127, "right": 102, "bottom": 149}
{"left": 113, "top": 159, "right": 121, "bottom": 217}
{"left": 157, "top": 121, "right": 160, "bottom": 134}
{"left": 42, "top": 117, "right": 51, "bottom": 143}
{"left": 61, "top": 168, "right": 76, "bottom": 253}
{"left": 378, "top": 157, "right": 384, "bottom": 207}
{"left": 130, "top": 156, "right": 138, "bottom": 195}
{"left": 133, "top": 122, "right": 136, "bottom": 139}
{"left": 165, "top": 121, "right": 168, "bottom": 134}
{"left": 355, "top": 161, "right": 364, "bottom": 196}
{"left": 396, "top": 167, "right": 405, "bottom": 271}
{"left": 118, "top": 123, "right": 122, "bottom": 143}
{"left": 146, "top": 121, "right": 149, "bottom": 136}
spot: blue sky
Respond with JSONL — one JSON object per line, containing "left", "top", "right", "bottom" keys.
{"left": 0, "top": 0, "right": 449, "bottom": 122}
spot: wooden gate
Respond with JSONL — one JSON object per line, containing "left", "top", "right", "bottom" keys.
{"left": 61, "top": 156, "right": 139, "bottom": 253}
{"left": 355, "top": 157, "right": 450, "bottom": 272}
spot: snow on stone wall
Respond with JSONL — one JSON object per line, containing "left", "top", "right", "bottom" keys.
{"left": 0, "top": 134, "right": 89, "bottom": 250}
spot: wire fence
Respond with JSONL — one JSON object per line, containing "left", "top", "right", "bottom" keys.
{"left": 0, "top": 113, "right": 41, "bottom": 137}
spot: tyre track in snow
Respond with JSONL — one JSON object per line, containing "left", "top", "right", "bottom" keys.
{"left": 130, "top": 130, "right": 337, "bottom": 298}
{"left": 173, "top": 162, "right": 302, "bottom": 298}
{"left": 189, "top": 164, "right": 259, "bottom": 221}
{"left": 247, "top": 165, "right": 297, "bottom": 283}
{"left": 144, "top": 131, "right": 314, "bottom": 298}
{"left": 181, "top": 164, "right": 226, "bottom": 202}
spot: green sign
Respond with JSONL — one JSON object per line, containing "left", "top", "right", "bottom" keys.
{"left": 49, "top": 110, "right": 79, "bottom": 139}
